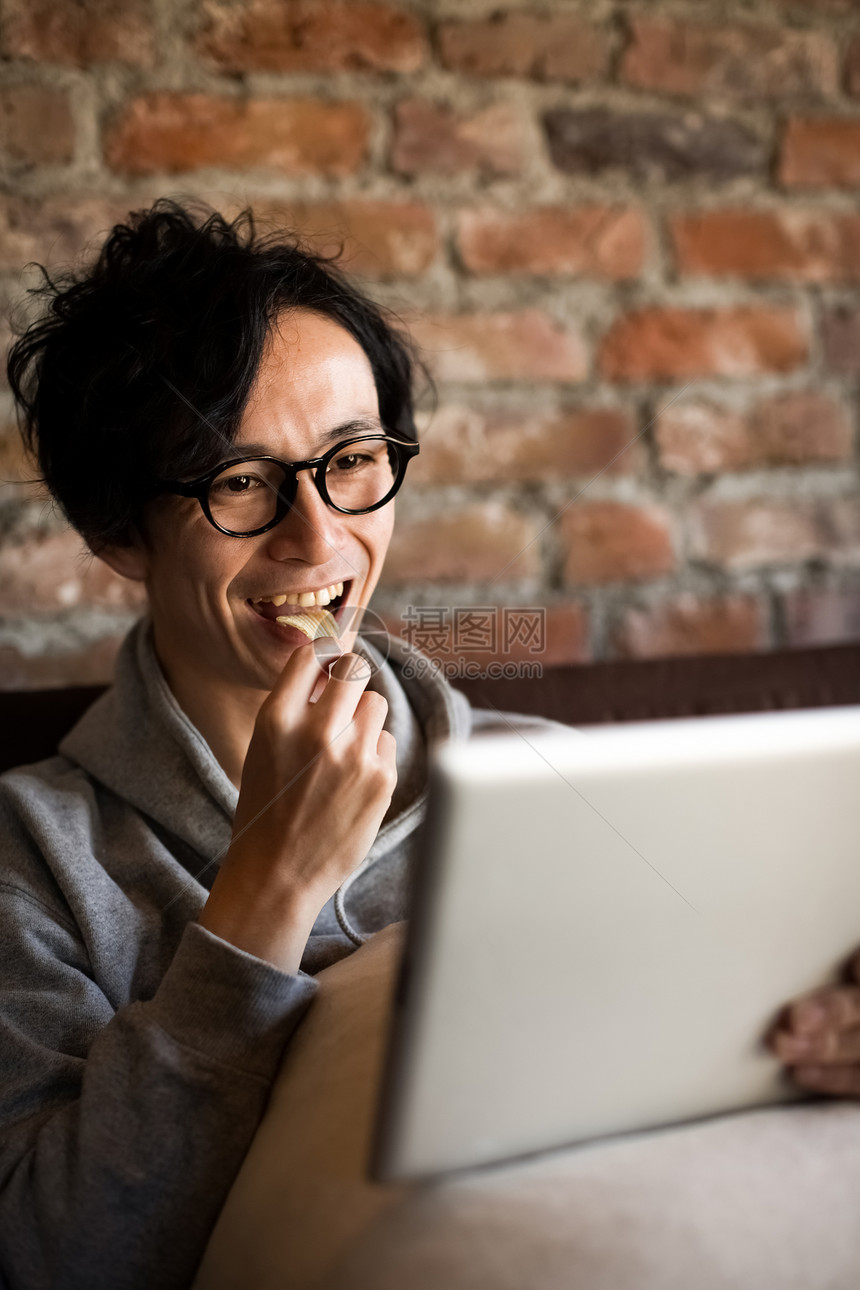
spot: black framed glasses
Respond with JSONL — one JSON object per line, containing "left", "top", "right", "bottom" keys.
{"left": 158, "top": 434, "right": 420, "bottom": 538}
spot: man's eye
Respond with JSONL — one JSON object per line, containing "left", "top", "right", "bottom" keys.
{"left": 215, "top": 474, "right": 262, "bottom": 494}
{"left": 332, "top": 453, "right": 369, "bottom": 472}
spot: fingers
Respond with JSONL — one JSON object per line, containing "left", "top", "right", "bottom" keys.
{"left": 770, "top": 985, "right": 860, "bottom": 1105}
{"left": 313, "top": 636, "right": 343, "bottom": 673}
{"left": 267, "top": 639, "right": 336, "bottom": 714}
{"left": 214, "top": 640, "right": 398, "bottom": 973}
{"left": 321, "top": 651, "right": 374, "bottom": 719}
{"left": 774, "top": 1020, "right": 860, "bottom": 1065}
{"left": 265, "top": 643, "right": 375, "bottom": 726}
{"left": 790, "top": 1064, "right": 860, "bottom": 1098}
{"left": 350, "top": 694, "right": 397, "bottom": 784}
{"left": 328, "top": 650, "right": 372, "bottom": 685}
{"left": 791, "top": 987, "right": 860, "bottom": 1033}
{"left": 369, "top": 726, "right": 398, "bottom": 802}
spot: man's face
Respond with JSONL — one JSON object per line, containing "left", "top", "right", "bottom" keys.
{"left": 125, "top": 309, "right": 395, "bottom": 706}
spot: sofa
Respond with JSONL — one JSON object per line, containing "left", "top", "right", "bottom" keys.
{"left": 4, "top": 642, "right": 860, "bottom": 1289}
{"left": 5, "top": 639, "right": 860, "bottom": 774}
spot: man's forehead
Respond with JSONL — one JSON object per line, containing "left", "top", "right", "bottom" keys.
{"left": 242, "top": 318, "right": 379, "bottom": 435}
{"left": 232, "top": 415, "right": 386, "bottom": 459}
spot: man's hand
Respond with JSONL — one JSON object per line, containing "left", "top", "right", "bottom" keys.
{"left": 198, "top": 642, "right": 397, "bottom": 975}
{"left": 769, "top": 950, "right": 860, "bottom": 1097}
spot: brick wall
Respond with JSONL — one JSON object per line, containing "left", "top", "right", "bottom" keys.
{"left": 1, "top": 0, "right": 860, "bottom": 687}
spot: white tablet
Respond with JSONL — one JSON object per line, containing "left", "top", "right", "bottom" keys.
{"left": 372, "top": 705, "right": 860, "bottom": 1181}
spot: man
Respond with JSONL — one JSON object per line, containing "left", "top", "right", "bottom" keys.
{"left": 1, "top": 200, "right": 857, "bottom": 1290}
{"left": 1, "top": 199, "right": 472, "bottom": 1288}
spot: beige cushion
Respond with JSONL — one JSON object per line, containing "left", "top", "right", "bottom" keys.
{"left": 195, "top": 923, "right": 860, "bottom": 1290}
{"left": 193, "top": 923, "right": 409, "bottom": 1290}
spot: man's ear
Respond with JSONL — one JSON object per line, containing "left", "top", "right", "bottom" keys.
{"left": 96, "top": 539, "right": 148, "bottom": 583}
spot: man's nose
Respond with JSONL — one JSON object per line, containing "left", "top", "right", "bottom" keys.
{"left": 263, "top": 470, "right": 346, "bottom": 565}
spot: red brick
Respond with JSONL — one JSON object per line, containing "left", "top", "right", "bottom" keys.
{"left": 410, "top": 311, "right": 587, "bottom": 384}
{"left": 600, "top": 307, "right": 808, "bottom": 382}
{"left": 197, "top": 0, "right": 426, "bottom": 73}
{"left": 380, "top": 602, "right": 589, "bottom": 668}
{"left": 412, "top": 405, "right": 641, "bottom": 485}
{"left": 545, "top": 107, "right": 765, "bottom": 183}
{"left": 690, "top": 499, "right": 823, "bottom": 569}
{"left": 457, "top": 206, "right": 647, "bottom": 280}
{"left": 438, "top": 13, "right": 608, "bottom": 82}
{"left": 0, "top": 636, "right": 123, "bottom": 691}
{"left": 621, "top": 18, "right": 838, "bottom": 100}
{"left": 249, "top": 199, "right": 436, "bottom": 278}
{"left": 657, "top": 403, "right": 749, "bottom": 475}
{"left": 748, "top": 393, "right": 853, "bottom": 467}
{"left": 0, "top": 86, "right": 74, "bottom": 167}
{"left": 380, "top": 502, "right": 540, "bottom": 585}
{"left": 783, "top": 586, "right": 860, "bottom": 647}
{"left": 0, "top": 532, "right": 147, "bottom": 613}
{"left": 2, "top": 0, "right": 154, "bottom": 67}
{"left": 656, "top": 393, "right": 852, "bottom": 475}
{"left": 0, "top": 195, "right": 133, "bottom": 272}
{"left": 392, "top": 99, "right": 523, "bottom": 177}
{"left": 848, "top": 39, "right": 860, "bottom": 97}
{"left": 561, "top": 502, "right": 675, "bottom": 586}
{"left": 780, "top": 118, "right": 860, "bottom": 188}
{"left": 670, "top": 209, "right": 860, "bottom": 284}
{"left": 104, "top": 94, "right": 369, "bottom": 177}
{"left": 822, "top": 309, "right": 860, "bottom": 374}
{"left": 615, "top": 593, "right": 765, "bottom": 660}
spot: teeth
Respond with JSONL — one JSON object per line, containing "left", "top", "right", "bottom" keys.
{"left": 255, "top": 582, "right": 345, "bottom": 610}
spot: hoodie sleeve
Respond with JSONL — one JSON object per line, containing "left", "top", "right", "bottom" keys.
{"left": 0, "top": 881, "right": 317, "bottom": 1290}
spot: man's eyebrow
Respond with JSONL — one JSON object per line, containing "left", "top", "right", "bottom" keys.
{"left": 317, "top": 416, "right": 386, "bottom": 447}
{"left": 237, "top": 417, "right": 386, "bottom": 459}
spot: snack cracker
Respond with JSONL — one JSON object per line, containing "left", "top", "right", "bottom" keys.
{"left": 274, "top": 607, "right": 340, "bottom": 641}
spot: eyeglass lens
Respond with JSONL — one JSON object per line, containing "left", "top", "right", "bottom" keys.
{"left": 206, "top": 437, "right": 399, "bottom": 533}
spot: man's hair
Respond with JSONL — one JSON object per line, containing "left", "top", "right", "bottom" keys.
{"left": 6, "top": 199, "right": 418, "bottom": 551}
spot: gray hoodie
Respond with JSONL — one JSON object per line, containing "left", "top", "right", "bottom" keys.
{"left": 0, "top": 620, "right": 536, "bottom": 1290}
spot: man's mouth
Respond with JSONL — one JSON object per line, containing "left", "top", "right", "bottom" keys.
{"left": 249, "top": 581, "right": 349, "bottom": 623}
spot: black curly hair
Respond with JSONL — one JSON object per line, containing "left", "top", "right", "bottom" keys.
{"left": 6, "top": 199, "right": 418, "bottom": 551}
